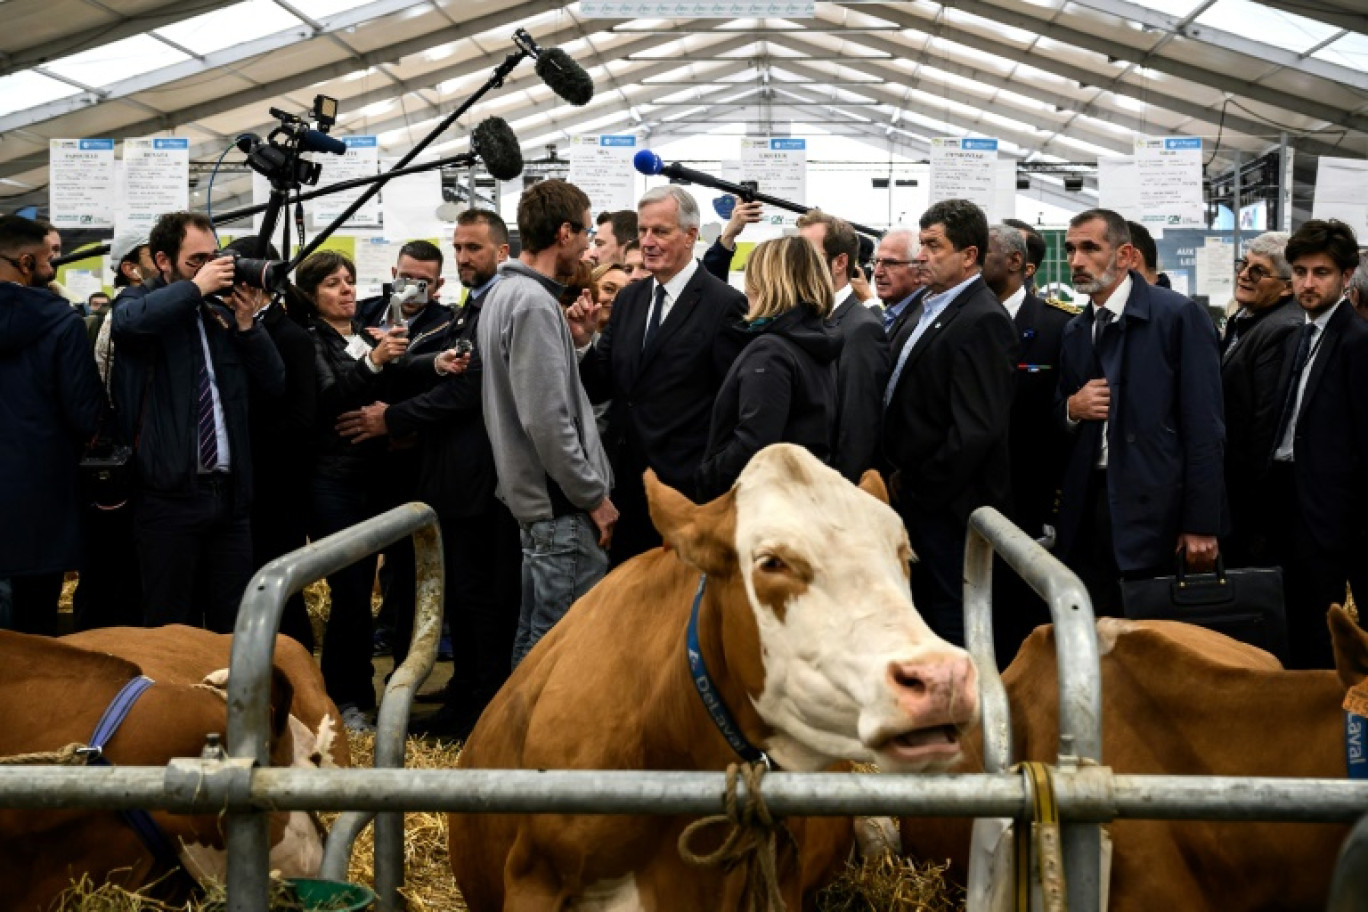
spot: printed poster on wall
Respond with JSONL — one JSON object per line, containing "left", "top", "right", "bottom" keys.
{"left": 1311, "top": 156, "right": 1368, "bottom": 241}
{"left": 50, "top": 139, "right": 116, "bottom": 230}
{"left": 312, "top": 136, "right": 380, "bottom": 229}
{"left": 116, "top": 137, "right": 189, "bottom": 238}
{"left": 568, "top": 135, "right": 638, "bottom": 214}
{"left": 1135, "top": 137, "right": 1204, "bottom": 228}
{"left": 929, "top": 137, "right": 998, "bottom": 217}
{"left": 738, "top": 137, "right": 807, "bottom": 228}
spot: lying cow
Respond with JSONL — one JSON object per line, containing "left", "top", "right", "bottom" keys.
{"left": 900, "top": 608, "right": 1368, "bottom": 911}
{"left": 0, "top": 627, "right": 340, "bottom": 910}
{"left": 450, "top": 443, "right": 980, "bottom": 910}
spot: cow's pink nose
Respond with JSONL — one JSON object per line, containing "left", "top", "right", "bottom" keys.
{"left": 887, "top": 654, "right": 978, "bottom": 725}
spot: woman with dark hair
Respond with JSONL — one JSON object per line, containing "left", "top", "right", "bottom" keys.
{"left": 696, "top": 235, "right": 841, "bottom": 499}
{"left": 299, "top": 250, "right": 408, "bottom": 731}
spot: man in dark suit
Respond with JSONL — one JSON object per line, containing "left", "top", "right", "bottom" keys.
{"left": 881, "top": 199, "right": 1018, "bottom": 646}
{"left": 872, "top": 229, "right": 926, "bottom": 344}
{"left": 1219, "top": 231, "right": 1301, "bottom": 566}
{"left": 569, "top": 186, "right": 747, "bottom": 564}
{"left": 1056, "top": 209, "right": 1225, "bottom": 618}
{"left": 796, "top": 211, "right": 889, "bottom": 482}
{"left": 981, "top": 222, "right": 1076, "bottom": 663}
{"left": 1265, "top": 219, "right": 1368, "bottom": 667}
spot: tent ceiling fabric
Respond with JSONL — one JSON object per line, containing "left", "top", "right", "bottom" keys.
{"left": 1, "top": 0, "right": 1365, "bottom": 213}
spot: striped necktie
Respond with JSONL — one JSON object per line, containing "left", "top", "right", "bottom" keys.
{"left": 197, "top": 352, "right": 218, "bottom": 470}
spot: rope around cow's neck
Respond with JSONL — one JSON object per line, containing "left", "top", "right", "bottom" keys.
{"left": 0, "top": 743, "right": 92, "bottom": 765}
{"left": 678, "top": 762, "right": 794, "bottom": 912}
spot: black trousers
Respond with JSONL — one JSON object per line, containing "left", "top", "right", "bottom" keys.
{"left": 7, "top": 572, "right": 63, "bottom": 636}
{"left": 73, "top": 502, "right": 144, "bottom": 631}
{"left": 135, "top": 477, "right": 253, "bottom": 633}
{"left": 607, "top": 448, "right": 663, "bottom": 568}
{"left": 1267, "top": 462, "right": 1346, "bottom": 669}
{"left": 1064, "top": 469, "right": 1124, "bottom": 619}
{"left": 905, "top": 510, "right": 967, "bottom": 648}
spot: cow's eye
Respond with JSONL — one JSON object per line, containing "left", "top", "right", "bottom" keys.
{"left": 757, "top": 554, "right": 787, "bottom": 573}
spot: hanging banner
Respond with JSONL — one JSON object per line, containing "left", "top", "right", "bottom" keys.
{"left": 1311, "top": 156, "right": 1368, "bottom": 241}
{"left": 116, "top": 137, "right": 189, "bottom": 239}
{"left": 738, "top": 137, "right": 807, "bottom": 229}
{"left": 568, "top": 135, "right": 638, "bottom": 214}
{"left": 312, "top": 136, "right": 380, "bottom": 229}
{"left": 50, "top": 139, "right": 116, "bottom": 230}
{"left": 930, "top": 137, "right": 998, "bottom": 217}
{"left": 1135, "top": 136, "right": 1204, "bottom": 228}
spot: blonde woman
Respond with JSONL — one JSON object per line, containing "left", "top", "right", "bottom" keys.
{"left": 696, "top": 235, "right": 841, "bottom": 498}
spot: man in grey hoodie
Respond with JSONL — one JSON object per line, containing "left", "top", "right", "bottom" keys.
{"left": 479, "top": 179, "right": 618, "bottom": 667}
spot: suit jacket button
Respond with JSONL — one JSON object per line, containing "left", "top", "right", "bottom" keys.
{"left": 1125, "top": 433, "right": 1136, "bottom": 443}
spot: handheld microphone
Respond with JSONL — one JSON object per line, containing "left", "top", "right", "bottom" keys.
{"left": 631, "top": 149, "right": 885, "bottom": 240}
{"left": 300, "top": 129, "right": 348, "bottom": 156}
{"left": 471, "top": 116, "right": 524, "bottom": 181}
{"left": 514, "top": 28, "right": 594, "bottom": 106}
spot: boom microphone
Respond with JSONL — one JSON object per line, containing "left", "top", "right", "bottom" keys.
{"left": 471, "top": 116, "right": 524, "bottom": 181}
{"left": 631, "top": 148, "right": 885, "bottom": 239}
{"left": 300, "top": 129, "right": 347, "bottom": 156}
{"left": 514, "top": 28, "right": 594, "bottom": 106}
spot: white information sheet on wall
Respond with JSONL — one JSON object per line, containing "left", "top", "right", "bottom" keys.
{"left": 1135, "top": 137, "right": 1204, "bottom": 228}
{"left": 313, "top": 136, "right": 380, "bottom": 229}
{"left": 739, "top": 137, "right": 807, "bottom": 228}
{"left": 1311, "top": 156, "right": 1368, "bottom": 241}
{"left": 1196, "top": 235, "right": 1234, "bottom": 302}
{"left": 355, "top": 235, "right": 403, "bottom": 299}
{"left": 380, "top": 157, "right": 442, "bottom": 242}
{"left": 50, "top": 139, "right": 116, "bottom": 230}
{"left": 568, "top": 135, "right": 638, "bottom": 214}
{"left": 930, "top": 137, "right": 998, "bottom": 217}
{"left": 116, "top": 137, "right": 189, "bottom": 238}
{"left": 1097, "top": 157, "right": 1141, "bottom": 222}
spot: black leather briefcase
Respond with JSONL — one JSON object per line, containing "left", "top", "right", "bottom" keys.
{"left": 1121, "top": 556, "right": 1288, "bottom": 664}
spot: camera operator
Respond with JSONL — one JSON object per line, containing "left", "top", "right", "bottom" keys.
{"left": 110, "top": 211, "right": 285, "bottom": 633}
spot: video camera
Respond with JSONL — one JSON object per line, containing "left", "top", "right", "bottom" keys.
{"left": 238, "top": 95, "right": 343, "bottom": 190}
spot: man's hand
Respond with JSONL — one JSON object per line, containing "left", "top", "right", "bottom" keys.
{"left": 563, "top": 292, "right": 603, "bottom": 348}
{"left": 365, "top": 326, "right": 409, "bottom": 366}
{"left": 1179, "top": 533, "right": 1219, "bottom": 571}
{"left": 434, "top": 349, "right": 472, "bottom": 376}
{"left": 336, "top": 402, "right": 389, "bottom": 443}
{"left": 194, "top": 255, "right": 236, "bottom": 299}
{"left": 589, "top": 496, "right": 619, "bottom": 549}
{"left": 849, "top": 264, "right": 874, "bottom": 302}
{"left": 227, "top": 285, "right": 262, "bottom": 331}
{"left": 1067, "top": 378, "right": 1110, "bottom": 421}
{"left": 720, "top": 199, "right": 764, "bottom": 250}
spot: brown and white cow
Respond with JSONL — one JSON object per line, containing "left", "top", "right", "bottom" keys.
{"left": 900, "top": 608, "right": 1368, "bottom": 911}
{"left": 450, "top": 443, "right": 980, "bottom": 910}
{"left": 0, "top": 627, "right": 340, "bottom": 911}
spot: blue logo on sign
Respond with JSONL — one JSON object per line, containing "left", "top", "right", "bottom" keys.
{"left": 80, "top": 139, "right": 114, "bottom": 150}
{"left": 1165, "top": 138, "right": 1202, "bottom": 150}
{"left": 154, "top": 138, "right": 188, "bottom": 150}
{"left": 962, "top": 138, "right": 999, "bottom": 151}
{"left": 770, "top": 139, "right": 806, "bottom": 150}
{"left": 344, "top": 136, "right": 378, "bottom": 148}
{"left": 600, "top": 135, "right": 636, "bottom": 147}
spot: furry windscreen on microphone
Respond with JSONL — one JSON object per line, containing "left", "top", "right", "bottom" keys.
{"left": 535, "top": 48, "right": 594, "bottom": 106}
{"left": 471, "top": 117, "right": 524, "bottom": 181}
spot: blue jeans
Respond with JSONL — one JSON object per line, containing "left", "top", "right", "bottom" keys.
{"left": 511, "top": 512, "right": 608, "bottom": 668}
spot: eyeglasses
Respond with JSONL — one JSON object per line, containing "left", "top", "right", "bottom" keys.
{"left": 871, "top": 257, "right": 914, "bottom": 269}
{"left": 1235, "top": 259, "right": 1289, "bottom": 283}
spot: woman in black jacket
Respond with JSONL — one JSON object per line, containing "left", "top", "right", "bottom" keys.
{"left": 301, "top": 251, "right": 408, "bottom": 731}
{"left": 697, "top": 235, "right": 842, "bottom": 500}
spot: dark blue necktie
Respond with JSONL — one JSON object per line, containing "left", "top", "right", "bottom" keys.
{"left": 197, "top": 351, "right": 218, "bottom": 470}
{"left": 643, "top": 283, "right": 666, "bottom": 350}
{"left": 1273, "top": 322, "right": 1318, "bottom": 452}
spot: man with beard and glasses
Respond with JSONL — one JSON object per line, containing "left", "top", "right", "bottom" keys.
{"left": 0, "top": 216, "right": 103, "bottom": 634}
{"left": 1055, "top": 208, "right": 1225, "bottom": 618}
{"left": 1264, "top": 219, "right": 1368, "bottom": 667}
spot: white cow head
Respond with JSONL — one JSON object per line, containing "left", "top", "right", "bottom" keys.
{"left": 649, "top": 444, "right": 978, "bottom": 773}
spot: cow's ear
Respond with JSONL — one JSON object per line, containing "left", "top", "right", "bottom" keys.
{"left": 1329, "top": 605, "right": 1368, "bottom": 688}
{"left": 645, "top": 469, "right": 738, "bottom": 577}
{"left": 857, "top": 469, "right": 889, "bottom": 504}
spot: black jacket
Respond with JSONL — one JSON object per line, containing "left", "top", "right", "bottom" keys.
{"left": 384, "top": 289, "right": 499, "bottom": 518}
{"left": 829, "top": 291, "right": 889, "bottom": 482}
{"left": 250, "top": 304, "right": 317, "bottom": 496}
{"left": 1008, "top": 291, "right": 1075, "bottom": 537}
{"left": 1220, "top": 295, "right": 1302, "bottom": 559}
{"left": 579, "top": 264, "right": 748, "bottom": 494}
{"left": 697, "top": 305, "right": 842, "bottom": 500}
{"left": 882, "top": 276, "right": 1019, "bottom": 527}
{"left": 111, "top": 277, "right": 284, "bottom": 512}
{"left": 310, "top": 318, "right": 389, "bottom": 484}
{"left": 0, "top": 283, "right": 104, "bottom": 574}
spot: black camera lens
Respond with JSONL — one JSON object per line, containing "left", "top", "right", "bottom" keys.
{"left": 214, "top": 249, "right": 286, "bottom": 291}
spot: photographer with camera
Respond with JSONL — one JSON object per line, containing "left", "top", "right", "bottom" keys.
{"left": 0, "top": 215, "right": 104, "bottom": 635}
{"left": 110, "top": 211, "right": 285, "bottom": 633}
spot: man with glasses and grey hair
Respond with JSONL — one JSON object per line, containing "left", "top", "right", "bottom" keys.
{"left": 567, "top": 185, "right": 747, "bottom": 564}
{"left": 872, "top": 229, "right": 927, "bottom": 344}
{"left": 1348, "top": 250, "right": 1368, "bottom": 318}
{"left": 1220, "top": 231, "right": 1302, "bottom": 566}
